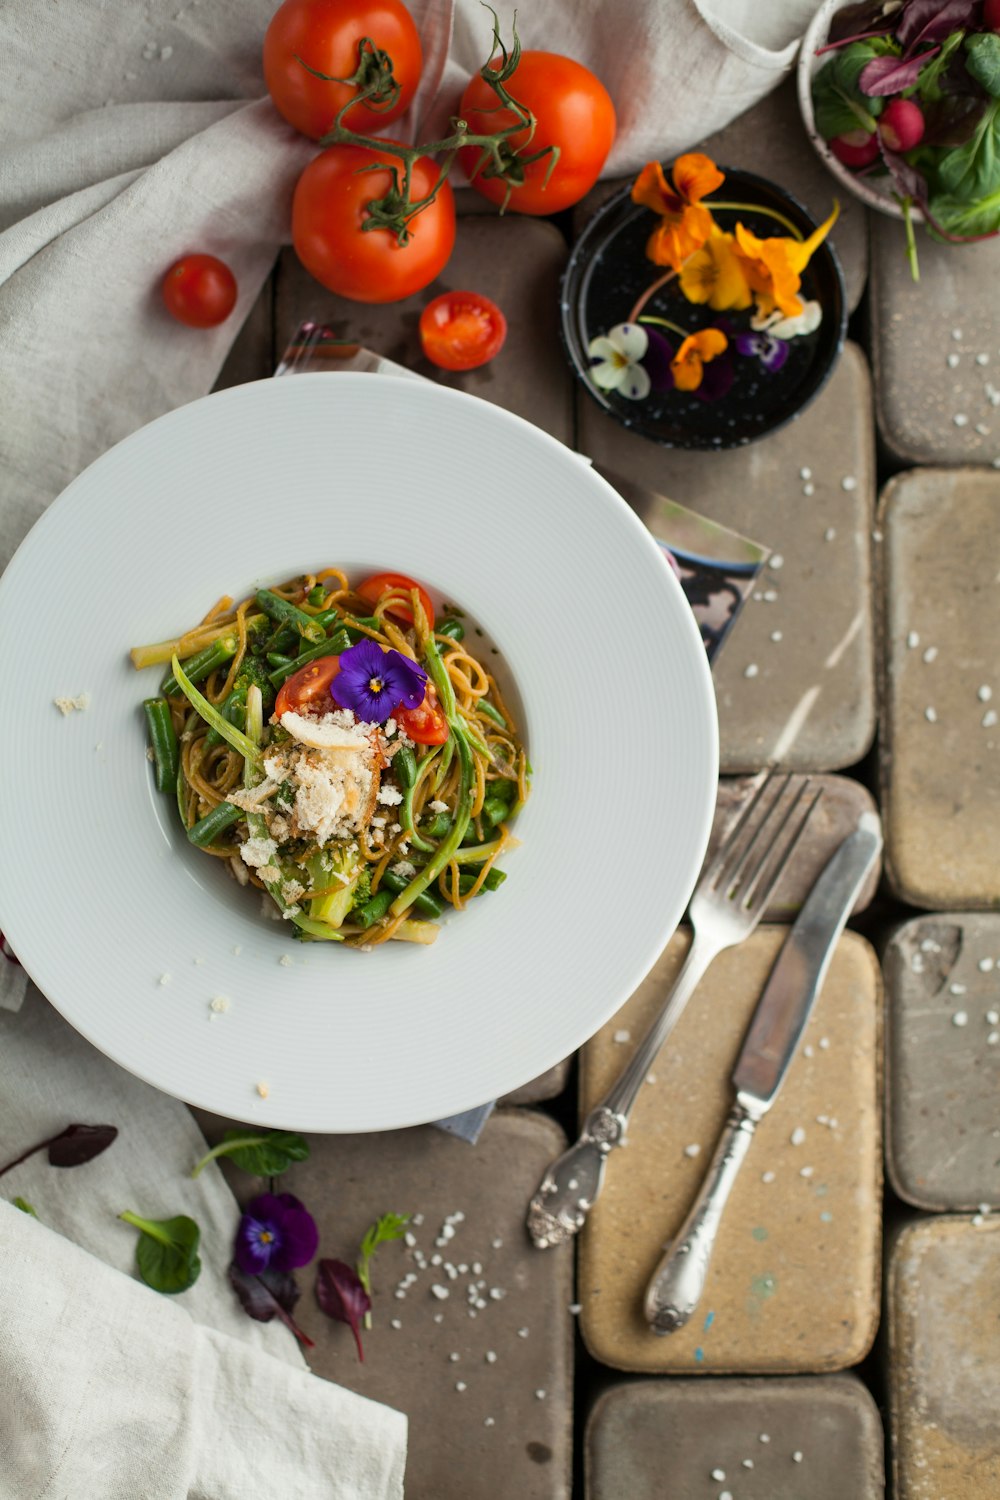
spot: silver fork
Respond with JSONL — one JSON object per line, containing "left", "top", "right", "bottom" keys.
{"left": 525, "top": 771, "right": 822, "bottom": 1249}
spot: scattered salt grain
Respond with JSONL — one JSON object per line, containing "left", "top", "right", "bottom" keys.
{"left": 976, "top": 423, "right": 991, "bottom": 436}
{"left": 613, "top": 1029, "right": 631, "bottom": 1043}
{"left": 925, "top": 706, "right": 939, "bottom": 723}
{"left": 983, "top": 710, "right": 999, "bottom": 729}
{"left": 986, "top": 1008, "right": 999, "bottom": 1022}
{"left": 793, "top": 1451, "right": 804, "bottom": 1463}
{"left": 989, "top": 1032, "right": 1000, "bottom": 1045}
{"left": 950, "top": 983, "right": 967, "bottom": 995}
{"left": 976, "top": 353, "right": 990, "bottom": 366}
{"left": 906, "top": 631, "right": 920, "bottom": 649}
{"left": 744, "top": 663, "right": 759, "bottom": 679}
{"left": 803, "top": 482, "right": 815, "bottom": 496}
{"left": 684, "top": 1143, "right": 701, "bottom": 1158}
{"left": 711, "top": 1471, "right": 726, "bottom": 1483}
{"left": 159, "top": 44, "right": 173, "bottom": 58}
{"left": 819, "top": 1037, "right": 830, "bottom": 1050}
{"left": 824, "top": 527, "right": 836, "bottom": 542}
{"left": 430, "top": 1285, "right": 449, "bottom": 1300}
{"left": 770, "top": 553, "right": 784, "bottom": 569}
{"left": 159, "top": 974, "right": 171, "bottom": 986}
{"left": 947, "top": 353, "right": 960, "bottom": 369}
{"left": 485, "top": 1350, "right": 497, "bottom": 1364}
{"left": 800, "top": 1166, "right": 814, "bottom": 1178}
{"left": 923, "top": 647, "right": 938, "bottom": 664}
{"left": 743, "top": 1457, "right": 755, "bottom": 1468}
{"left": 449, "top": 1352, "right": 460, "bottom": 1362}
{"left": 841, "top": 475, "right": 857, "bottom": 491}
{"left": 490, "top": 1237, "right": 503, "bottom": 1250}
{"left": 517, "top": 1327, "right": 529, "bottom": 1338}
{"left": 954, "top": 413, "right": 969, "bottom": 428}
{"left": 952, "top": 1011, "right": 969, "bottom": 1027}
{"left": 762, "top": 1171, "right": 776, "bottom": 1183}
{"left": 800, "top": 467, "right": 812, "bottom": 480}
{"left": 979, "top": 685, "right": 993, "bottom": 702}
{"left": 390, "top": 1318, "right": 402, "bottom": 1330}
{"left": 455, "top": 1381, "right": 466, "bottom": 1392}
{"left": 791, "top": 1127, "right": 806, "bottom": 1146}
{"left": 534, "top": 1389, "right": 546, "bottom": 1400}
{"left": 952, "top": 327, "right": 963, "bottom": 340}
{"left": 804, "top": 1044, "right": 814, "bottom": 1057}
{"left": 771, "top": 630, "right": 783, "bottom": 642}
{"left": 568, "top": 1303, "right": 582, "bottom": 1315}
{"left": 483, "top": 1417, "right": 495, "bottom": 1428}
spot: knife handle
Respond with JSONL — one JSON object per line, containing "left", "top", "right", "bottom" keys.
{"left": 644, "top": 1104, "right": 757, "bottom": 1334}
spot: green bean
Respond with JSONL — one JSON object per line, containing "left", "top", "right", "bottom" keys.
{"left": 354, "top": 889, "right": 394, "bottom": 928}
{"left": 309, "top": 608, "right": 341, "bottom": 632}
{"left": 422, "top": 811, "right": 450, "bottom": 838}
{"left": 394, "top": 746, "right": 417, "bottom": 789}
{"left": 265, "top": 622, "right": 299, "bottom": 655}
{"left": 437, "top": 619, "right": 465, "bottom": 641}
{"left": 256, "top": 589, "right": 325, "bottom": 644}
{"left": 170, "top": 655, "right": 262, "bottom": 766}
{"left": 457, "top": 868, "right": 506, "bottom": 895}
{"left": 482, "top": 793, "right": 513, "bottom": 829}
{"left": 477, "top": 700, "right": 507, "bottom": 729}
{"left": 267, "top": 630, "right": 352, "bottom": 689}
{"left": 187, "top": 800, "right": 241, "bottom": 847}
{"left": 204, "top": 684, "right": 247, "bottom": 749}
{"left": 267, "top": 652, "right": 296, "bottom": 670}
{"left": 379, "top": 868, "right": 442, "bottom": 919}
{"left": 160, "top": 634, "right": 237, "bottom": 698}
{"left": 307, "top": 585, "right": 326, "bottom": 606}
{"left": 391, "top": 734, "right": 474, "bottom": 917}
{"left": 143, "top": 699, "right": 179, "bottom": 794}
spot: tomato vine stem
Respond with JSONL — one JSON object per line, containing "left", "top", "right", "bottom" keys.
{"left": 310, "top": 8, "right": 560, "bottom": 244}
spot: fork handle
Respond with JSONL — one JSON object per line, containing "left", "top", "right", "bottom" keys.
{"left": 526, "top": 932, "right": 719, "bottom": 1249}
{"left": 644, "top": 1103, "right": 757, "bottom": 1334}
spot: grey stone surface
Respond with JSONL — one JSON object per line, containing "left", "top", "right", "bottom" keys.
{"left": 500, "top": 1061, "right": 570, "bottom": 1106}
{"left": 578, "top": 343, "right": 877, "bottom": 772}
{"left": 887, "top": 1215, "right": 1000, "bottom": 1499}
{"left": 884, "top": 914, "right": 1000, "bottom": 1212}
{"left": 575, "top": 78, "right": 868, "bottom": 314}
{"left": 586, "top": 1374, "right": 884, "bottom": 1499}
{"left": 714, "top": 774, "right": 881, "bottom": 918}
{"left": 273, "top": 1108, "right": 573, "bottom": 1500}
{"left": 871, "top": 216, "right": 1000, "bottom": 466}
{"left": 274, "top": 211, "right": 573, "bottom": 443}
{"left": 878, "top": 467, "right": 1000, "bottom": 908}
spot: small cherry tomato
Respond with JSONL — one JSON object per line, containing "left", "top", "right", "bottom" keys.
{"left": 161, "top": 254, "right": 238, "bottom": 328}
{"left": 356, "top": 572, "right": 436, "bottom": 629}
{"left": 419, "top": 291, "right": 507, "bottom": 371}
{"left": 397, "top": 685, "right": 449, "bottom": 744}
{"left": 458, "top": 51, "right": 616, "bottom": 215}
{"left": 263, "top": 0, "right": 423, "bottom": 139}
{"left": 275, "top": 655, "right": 341, "bottom": 718}
{"left": 292, "top": 144, "right": 455, "bottom": 304}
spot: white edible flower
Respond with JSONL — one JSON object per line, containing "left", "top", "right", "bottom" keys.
{"left": 750, "top": 300, "right": 822, "bottom": 339}
{"left": 586, "top": 322, "right": 651, "bottom": 400}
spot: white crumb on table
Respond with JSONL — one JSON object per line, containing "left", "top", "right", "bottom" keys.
{"left": 53, "top": 693, "right": 90, "bottom": 715}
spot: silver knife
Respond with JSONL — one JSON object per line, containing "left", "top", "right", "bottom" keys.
{"left": 643, "top": 813, "right": 882, "bottom": 1335}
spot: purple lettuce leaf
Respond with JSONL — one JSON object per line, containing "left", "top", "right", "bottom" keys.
{"left": 315, "top": 1258, "right": 371, "bottom": 1362}
{"left": 228, "top": 1261, "right": 316, "bottom": 1349}
{"left": 921, "top": 93, "right": 988, "bottom": 146}
{"left": 896, "top": 0, "right": 978, "bottom": 52}
{"left": 0, "top": 1123, "right": 119, "bottom": 1178}
{"left": 826, "top": 0, "right": 898, "bottom": 47}
{"left": 860, "top": 47, "right": 940, "bottom": 94}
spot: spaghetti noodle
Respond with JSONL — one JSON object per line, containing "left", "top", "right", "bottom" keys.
{"left": 132, "top": 570, "right": 529, "bottom": 948}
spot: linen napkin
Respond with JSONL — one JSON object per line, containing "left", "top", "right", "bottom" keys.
{"left": 0, "top": 987, "right": 407, "bottom": 1497}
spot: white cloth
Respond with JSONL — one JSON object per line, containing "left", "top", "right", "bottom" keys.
{"left": 0, "top": 988, "right": 407, "bottom": 1497}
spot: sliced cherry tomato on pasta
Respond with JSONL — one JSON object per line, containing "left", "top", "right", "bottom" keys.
{"left": 356, "top": 572, "right": 435, "bottom": 629}
{"left": 396, "top": 685, "right": 449, "bottom": 744}
{"left": 419, "top": 291, "right": 507, "bottom": 371}
{"left": 274, "top": 655, "right": 341, "bottom": 718}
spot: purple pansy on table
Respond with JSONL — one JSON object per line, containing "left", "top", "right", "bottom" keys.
{"left": 331, "top": 638, "right": 427, "bottom": 723}
{"left": 234, "top": 1192, "right": 319, "bottom": 1275}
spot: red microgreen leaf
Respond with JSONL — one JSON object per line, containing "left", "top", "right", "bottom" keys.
{"left": 0, "top": 1123, "right": 118, "bottom": 1179}
{"left": 896, "top": 0, "right": 978, "bottom": 51}
{"left": 315, "top": 1258, "right": 371, "bottom": 1361}
{"left": 860, "top": 48, "right": 940, "bottom": 94}
{"left": 228, "top": 1262, "right": 316, "bottom": 1349}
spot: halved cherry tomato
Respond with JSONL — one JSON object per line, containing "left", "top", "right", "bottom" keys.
{"left": 419, "top": 291, "right": 507, "bottom": 371}
{"left": 396, "top": 685, "right": 449, "bottom": 744}
{"left": 356, "top": 572, "right": 435, "bottom": 629}
{"left": 275, "top": 655, "right": 341, "bottom": 718}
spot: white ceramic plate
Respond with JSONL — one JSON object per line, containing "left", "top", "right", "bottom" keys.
{"left": 797, "top": 0, "right": 918, "bottom": 223}
{"left": 0, "top": 374, "right": 718, "bottom": 1131}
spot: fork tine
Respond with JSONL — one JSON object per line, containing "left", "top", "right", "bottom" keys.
{"left": 702, "top": 768, "right": 782, "bottom": 891}
{"left": 716, "top": 771, "right": 793, "bottom": 898}
{"left": 740, "top": 784, "right": 823, "bottom": 909}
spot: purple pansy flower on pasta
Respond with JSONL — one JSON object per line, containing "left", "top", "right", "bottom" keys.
{"left": 234, "top": 1192, "right": 319, "bottom": 1276}
{"left": 331, "top": 639, "right": 427, "bottom": 723}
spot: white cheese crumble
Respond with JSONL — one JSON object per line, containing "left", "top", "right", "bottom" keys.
{"left": 240, "top": 836, "right": 277, "bottom": 869}
{"left": 377, "top": 784, "right": 403, "bottom": 806}
{"left": 53, "top": 693, "right": 91, "bottom": 715}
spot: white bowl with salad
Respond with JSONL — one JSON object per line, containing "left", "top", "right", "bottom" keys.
{"left": 798, "top": 0, "right": 1000, "bottom": 248}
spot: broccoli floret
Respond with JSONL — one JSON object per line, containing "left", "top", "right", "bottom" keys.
{"left": 235, "top": 653, "right": 275, "bottom": 709}
{"left": 349, "top": 866, "right": 373, "bottom": 912}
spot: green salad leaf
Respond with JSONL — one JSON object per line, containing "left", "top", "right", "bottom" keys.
{"left": 120, "top": 1211, "right": 202, "bottom": 1294}
{"left": 914, "top": 31, "right": 967, "bottom": 103}
{"left": 13, "top": 1197, "right": 38, "bottom": 1217}
{"left": 812, "top": 40, "right": 893, "bottom": 139}
{"left": 927, "top": 184, "right": 1000, "bottom": 236}
{"left": 965, "top": 33, "right": 1000, "bottom": 99}
{"left": 935, "top": 99, "right": 1000, "bottom": 203}
{"left": 191, "top": 1129, "right": 310, "bottom": 1180}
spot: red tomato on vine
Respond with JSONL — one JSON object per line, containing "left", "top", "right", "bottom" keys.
{"left": 263, "top": 0, "right": 423, "bottom": 139}
{"left": 291, "top": 145, "right": 456, "bottom": 303}
{"left": 458, "top": 51, "right": 616, "bottom": 215}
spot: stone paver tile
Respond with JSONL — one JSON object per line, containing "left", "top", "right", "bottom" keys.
{"left": 574, "top": 78, "right": 868, "bottom": 314}
{"left": 577, "top": 928, "right": 882, "bottom": 1374}
{"left": 276, "top": 1109, "right": 574, "bottom": 1500}
{"left": 212, "top": 273, "right": 274, "bottom": 388}
{"left": 878, "top": 468, "right": 1000, "bottom": 908}
{"left": 274, "top": 211, "right": 573, "bottom": 443}
{"left": 578, "top": 343, "right": 877, "bottom": 773}
{"left": 871, "top": 216, "right": 1000, "bottom": 466}
{"left": 501, "top": 1061, "right": 570, "bottom": 1107}
{"left": 713, "top": 775, "right": 881, "bottom": 919}
{"left": 884, "top": 914, "right": 1000, "bottom": 1212}
{"left": 887, "top": 1215, "right": 1000, "bottom": 1499}
{"left": 586, "top": 1374, "right": 884, "bottom": 1499}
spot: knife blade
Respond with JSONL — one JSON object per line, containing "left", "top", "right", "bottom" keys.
{"left": 732, "top": 811, "right": 882, "bottom": 1111}
{"left": 643, "top": 812, "right": 882, "bottom": 1334}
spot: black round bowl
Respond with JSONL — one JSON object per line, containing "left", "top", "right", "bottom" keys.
{"left": 560, "top": 167, "right": 847, "bottom": 450}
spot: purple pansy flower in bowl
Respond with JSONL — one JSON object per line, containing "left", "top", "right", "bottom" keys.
{"left": 234, "top": 1192, "right": 319, "bottom": 1275}
{"left": 331, "top": 638, "right": 427, "bottom": 723}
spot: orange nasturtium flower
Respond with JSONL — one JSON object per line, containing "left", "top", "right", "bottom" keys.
{"left": 731, "top": 203, "right": 839, "bottom": 320}
{"left": 679, "top": 226, "right": 752, "bottom": 312}
{"left": 671, "top": 328, "right": 728, "bottom": 392}
{"left": 631, "top": 154, "right": 726, "bottom": 272}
